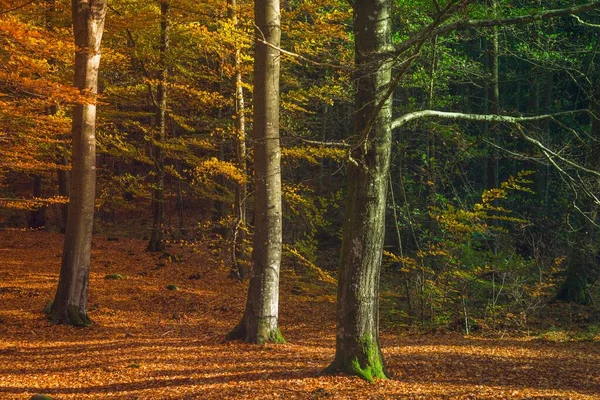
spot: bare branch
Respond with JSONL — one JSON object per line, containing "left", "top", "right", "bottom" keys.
{"left": 0, "top": 0, "right": 35, "bottom": 15}
{"left": 571, "top": 14, "right": 600, "bottom": 28}
{"left": 392, "top": 109, "right": 600, "bottom": 180}
{"left": 255, "top": 38, "right": 352, "bottom": 72}
{"left": 391, "top": 109, "right": 590, "bottom": 130}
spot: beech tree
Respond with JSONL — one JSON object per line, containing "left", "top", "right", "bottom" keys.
{"left": 227, "top": 0, "right": 284, "bottom": 343}
{"left": 328, "top": 0, "right": 600, "bottom": 381}
{"left": 325, "top": 0, "right": 393, "bottom": 381}
{"left": 228, "top": 0, "right": 249, "bottom": 280}
{"left": 147, "top": 0, "right": 170, "bottom": 252}
{"left": 49, "top": 0, "right": 107, "bottom": 325}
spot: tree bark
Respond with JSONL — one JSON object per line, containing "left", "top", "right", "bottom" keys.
{"left": 57, "top": 160, "right": 70, "bottom": 232}
{"left": 49, "top": 0, "right": 107, "bottom": 326}
{"left": 229, "top": 0, "right": 249, "bottom": 280}
{"left": 227, "top": 0, "right": 284, "bottom": 344}
{"left": 147, "top": 1, "right": 169, "bottom": 252}
{"left": 485, "top": 0, "right": 499, "bottom": 193}
{"left": 325, "top": 0, "right": 393, "bottom": 381}
{"left": 28, "top": 175, "right": 46, "bottom": 229}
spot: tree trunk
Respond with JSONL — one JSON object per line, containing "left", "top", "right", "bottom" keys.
{"left": 556, "top": 80, "right": 600, "bottom": 304}
{"left": 227, "top": 0, "right": 284, "bottom": 344}
{"left": 147, "top": 1, "right": 169, "bottom": 252}
{"left": 486, "top": 0, "right": 499, "bottom": 193}
{"left": 325, "top": 0, "right": 392, "bottom": 381}
{"left": 28, "top": 175, "right": 46, "bottom": 229}
{"left": 173, "top": 128, "right": 185, "bottom": 236}
{"left": 230, "top": 0, "right": 249, "bottom": 280}
{"left": 49, "top": 0, "right": 107, "bottom": 326}
{"left": 57, "top": 160, "right": 70, "bottom": 232}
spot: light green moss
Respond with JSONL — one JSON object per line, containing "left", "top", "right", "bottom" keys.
{"left": 256, "top": 320, "right": 286, "bottom": 344}
{"left": 30, "top": 394, "right": 55, "bottom": 400}
{"left": 324, "top": 336, "right": 387, "bottom": 382}
{"left": 42, "top": 300, "right": 53, "bottom": 315}
{"left": 351, "top": 336, "right": 386, "bottom": 382}
{"left": 104, "top": 273, "right": 125, "bottom": 280}
{"left": 268, "top": 327, "right": 286, "bottom": 344}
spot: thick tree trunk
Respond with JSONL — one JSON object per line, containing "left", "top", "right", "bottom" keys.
{"left": 49, "top": 0, "right": 107, "bottom": 326}
{"left": 325, "top": 0, "right": 392, "bottom": 381}
{"left": 228, "top": 0, "right": 249, "bottom": 280}
{"left": 147, "top": 1, "right": 169, "bottom": 252}
{"left": 227, "top": 0, "right": 284, "bottom": 344}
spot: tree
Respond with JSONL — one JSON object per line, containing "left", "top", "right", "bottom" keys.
{"left": 227, "top": 0, "right": 285, "bottom": 344}
{"left": 49, "top": 0, "right": 107, "bottom": 326}
{"left": 228, "top": 0, "right": 249, "bottom": 280}
{"left": 325, "top": 0, "right": 393, "bottom": 382}
{"left": 147, "top": 1, "right": 170, "bottom": 252}
{"left": 327, "top": 0, "right": 600, "bottom": 381}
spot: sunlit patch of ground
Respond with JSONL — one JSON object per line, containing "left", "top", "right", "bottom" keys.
{"left": 0, "top": 231, "right": 599, "bottom": 399}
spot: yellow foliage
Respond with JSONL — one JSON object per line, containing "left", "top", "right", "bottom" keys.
{"left": 284, "top": 245, "right": 336, "bottom": 285}
{"left": 282, "top": 145, "right": 345, "bottom": 165}
{"left": 193, "top": 157, "right": 246, "bottom": 185}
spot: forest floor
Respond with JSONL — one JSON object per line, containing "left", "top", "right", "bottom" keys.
{"left": 0, "top": 230, "right": 599, "bottom": 399}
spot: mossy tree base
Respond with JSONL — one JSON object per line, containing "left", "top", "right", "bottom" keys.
{"left": 30, "top": 394, "right": 55, "bottom": 400}
{"left": 47, "top": 304, "right": 91, "bottom": 327}
{"left": 226, "top": 317, "right": 285, "bottom": 344}
{"left": 324, "top": 338, "right": 387, "bottom": 382}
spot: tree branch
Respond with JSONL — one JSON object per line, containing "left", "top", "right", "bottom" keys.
{"left": 0, "top": 0, "right": 35, "bottom": 15}
{"left": 392, "top": 109, "right": 600, "bottom": 179}
{"left": 396, "top": 2, "right": 600, "bottom": 55}
{"left": 391, "top": 109, "right": 590, "bottom": 130}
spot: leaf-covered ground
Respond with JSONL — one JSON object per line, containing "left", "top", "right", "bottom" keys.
{"left": 1, "top": 230, "right": 599, "bottom": 399}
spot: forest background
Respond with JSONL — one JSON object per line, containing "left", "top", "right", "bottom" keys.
{"left": 1, "top": 0, "right": 600, "bottom": 395}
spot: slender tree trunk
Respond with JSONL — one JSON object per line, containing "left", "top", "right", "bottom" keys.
{"left": 556, "top": 81, "right": 600, "bottom": 304}
{"left": 28, "top": 175, "right": 46, "bottom": 229}
{"left": 325, "top": 0, "right": 392, "bottom": 382}
{"left": 486, "top": 0, "right": 499, "bottom": 193}
{"left": 174, "top": 127, "right": 185, "bottom": 236}
{"left": 227, "top": 0, "right": 284, "bottom": 344}
{"left": 44, "top": 0, "right": 70, "bottom": 232}
{"left": 229, "top": 0, "right": 249, "bottom": 280}
{"left": 539, "top": 70, "right": 553, "bottom": 209}
{"left": 49, "top": 0, "right": 107, "bottom": 326}
{"left": 57, "top": 159, "right": 70, "bottom": 232}
{"left": 147, "top": 1, "right": 169, "bottom": 252}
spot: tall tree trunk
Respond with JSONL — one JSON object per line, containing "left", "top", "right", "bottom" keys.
{"left": 325, "top": 0, "right": 392, "bottom": 381}
{"left": 229, "top": 0, "right": 249, "bottom": 280}
{"left": 227, "top": 0, "right": 284, "bottom": 344}
{"left": 44, "top": 0, "right": 70, "bottom": 232}
{"left": 147, "top": 1, "right": 169, "bottom": 252}
{"left": 486, "top": 0, "right": 499, "bottom": 193}
{"left": 49, "top": 0, "right": 107, "bottom": 326}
